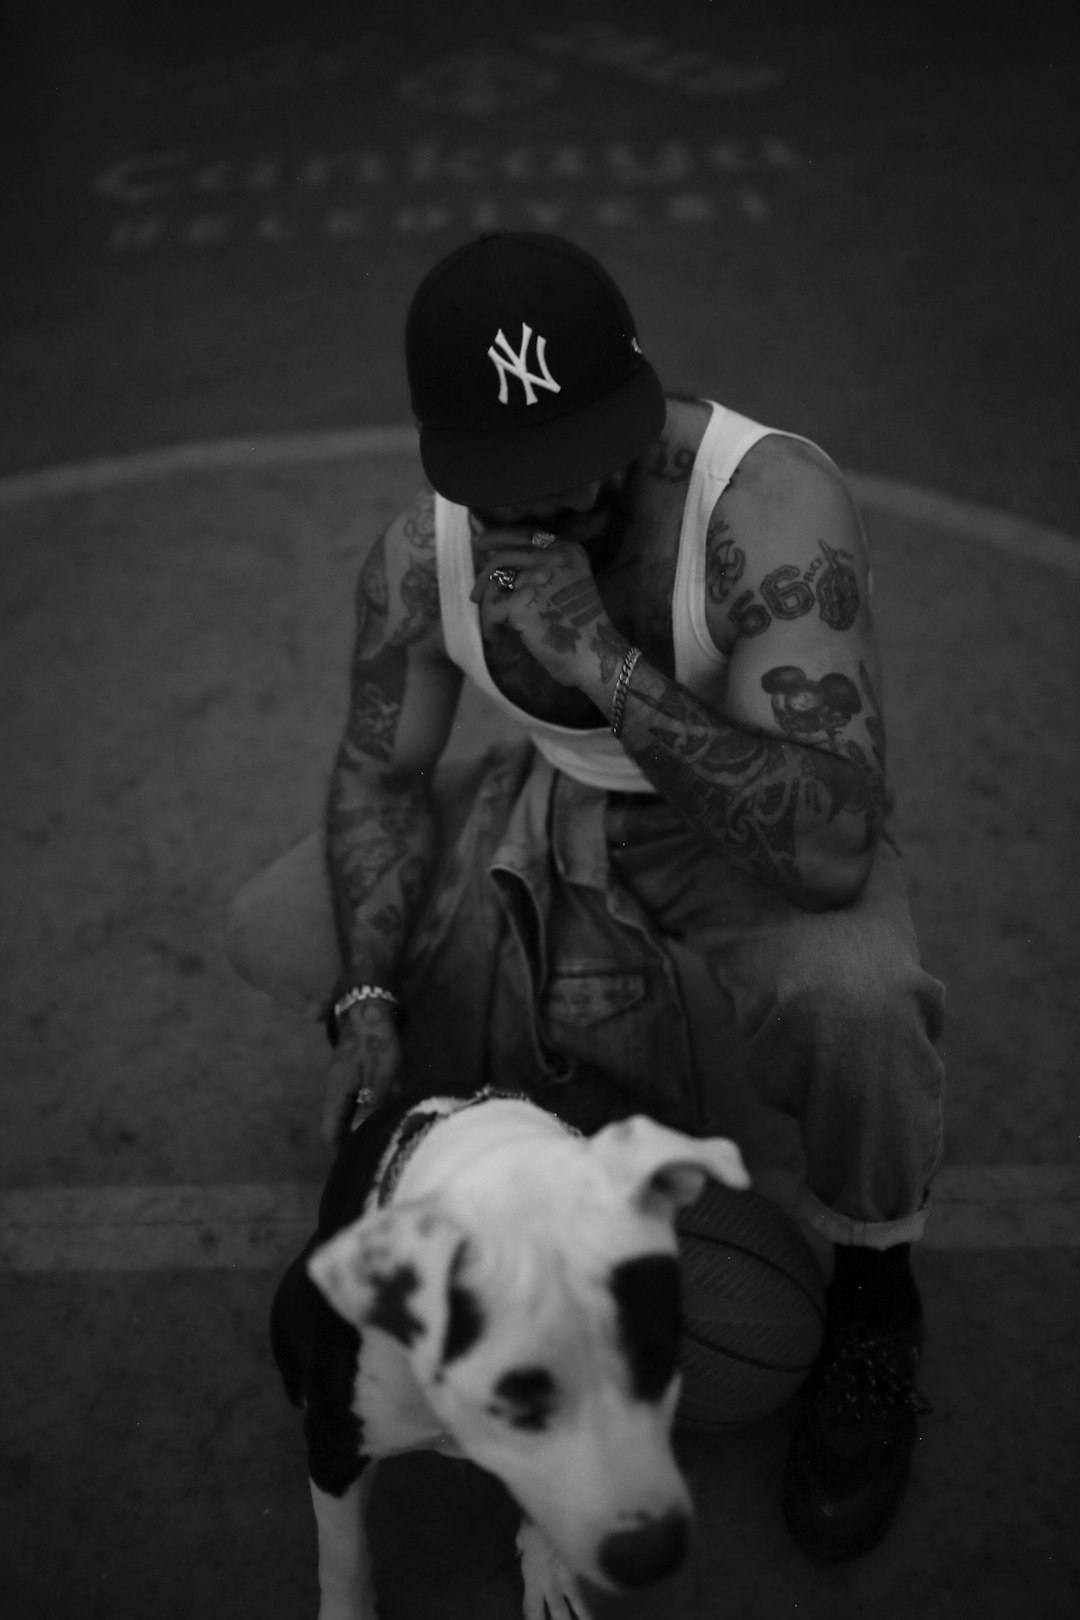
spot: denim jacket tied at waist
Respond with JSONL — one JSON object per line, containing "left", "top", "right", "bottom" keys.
{"left": 398, "top": 742, "right": 697, "bottom": 1134}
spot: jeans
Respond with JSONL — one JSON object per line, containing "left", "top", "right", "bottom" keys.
{"left": 226, "top": 743, "right": 946, "bottom": 1250}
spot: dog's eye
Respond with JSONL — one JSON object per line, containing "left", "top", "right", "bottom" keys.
{"left": 609, "top": 1253, "right": 681, "bottom": 1402}
{"left": 489, "top": 1367, "right": 557, "bottom": 1432}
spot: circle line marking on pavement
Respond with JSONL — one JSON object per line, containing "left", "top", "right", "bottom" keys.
{"left": 0, "top": 427, "right": 1076, "bottom": 574}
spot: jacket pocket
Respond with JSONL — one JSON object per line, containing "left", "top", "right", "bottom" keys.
{"left": 543, "top": 969, "right": 648, "bottom": 1029}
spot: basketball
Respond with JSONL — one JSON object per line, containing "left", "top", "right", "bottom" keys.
{"left": 675, "top": 1180, "right": 827, "bottom": 1430}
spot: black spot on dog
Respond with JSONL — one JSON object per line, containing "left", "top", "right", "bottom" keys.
{"left": 369, "top": 1263, "right": 425, "bottom": 1346}
{"left": 609, "top": 1254, "right": 681, "bottom": 1402}
{"left": 441, "top": 1241, "right": 484, "bottom": 1365}
{"left": 491, "top": 1367, "right": 557, "bottom": 1432}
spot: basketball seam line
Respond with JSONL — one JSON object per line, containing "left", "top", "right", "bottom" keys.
{"left": 680, "top": 1233, "right": 827, "bottom": 1324}
{"left": 680, "top": 1324, "right": 819, "bottom": 1375}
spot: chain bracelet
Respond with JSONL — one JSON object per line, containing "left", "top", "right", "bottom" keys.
{"left": 611, "top": 646, "right": 643, "bottom": 738}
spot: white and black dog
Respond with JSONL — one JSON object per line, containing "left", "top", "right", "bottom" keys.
{"left": 272, "top": 1088, "right": 750, "bottom": 1620}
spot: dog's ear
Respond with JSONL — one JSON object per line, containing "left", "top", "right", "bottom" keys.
{"left": 307, "top": 1201, "right": 466, "bottom": 1360}
{"left": 590, "top": 1115, "right": 750, "bottom": 1217}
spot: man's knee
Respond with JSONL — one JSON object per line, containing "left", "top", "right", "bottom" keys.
{"left": 772, "top": 910, "right": 946, "bottom": 1059}
{"left": 756, "top": 920, "right": 945, "bottom": 1183}
{"left": 223, "top": 833, "right": 340, "bottom": 1017}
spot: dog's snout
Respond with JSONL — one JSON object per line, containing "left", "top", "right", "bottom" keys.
{"left": 598, "top": 1510, "right": 690, "bottom": 1588}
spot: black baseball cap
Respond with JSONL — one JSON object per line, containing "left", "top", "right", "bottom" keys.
{"left": 405, "top": 231, "right": 666, "bottom": 507}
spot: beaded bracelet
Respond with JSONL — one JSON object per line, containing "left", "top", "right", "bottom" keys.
{"left": 611, "top": 646, "right": 643, "bottom": 739}
{"left": 326, "top": 983, "right": 400, "bottom": 1048}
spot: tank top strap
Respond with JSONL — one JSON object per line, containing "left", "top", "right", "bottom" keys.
{"left": 434, "top": 493, "right": 486, "bottom": 684}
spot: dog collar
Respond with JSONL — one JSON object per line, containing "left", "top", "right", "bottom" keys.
{"left": 371, "top": 1088, "right": 576, "bottom": 1209}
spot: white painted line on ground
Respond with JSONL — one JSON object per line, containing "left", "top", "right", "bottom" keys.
{"left": 0, "top": 427, "right": 415, "bottom": 504}
{"left": 846, "top": 471, "right": 1080, "bottom": 576}
{"left": 0, "top": 1183, "right": 315, "bottom": 1273}
{"left": 0, "top": 427, "right": 1076, "bottom": 573}
{"left": 922, "top": 1165, "right": 1080, "bottom": 1251}
{"left": 1, "top": 1167, "right": 1077, "bottom": 1271}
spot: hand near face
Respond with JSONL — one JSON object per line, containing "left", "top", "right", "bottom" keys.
{"left": 469, "top": 528, "right": 629, "bottom": 691}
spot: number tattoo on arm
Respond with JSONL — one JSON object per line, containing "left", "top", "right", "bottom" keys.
{"left": 712, "top": 535, "right": 863, "bottom": 638}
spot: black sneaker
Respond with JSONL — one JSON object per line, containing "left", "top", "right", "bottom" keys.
{"left": 782, "top": 1285, "right": 932, "bottom": 1562}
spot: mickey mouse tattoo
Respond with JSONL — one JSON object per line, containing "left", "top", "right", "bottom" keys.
{"left": 761, "top": 666, "right": 862, "bottom": 743}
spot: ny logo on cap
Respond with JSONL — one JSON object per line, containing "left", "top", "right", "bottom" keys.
{"left": 488, "top": 324, "right": 562, "bottom": 406}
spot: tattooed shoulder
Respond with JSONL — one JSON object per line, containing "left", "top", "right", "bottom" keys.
{"left": 342, "top": 642, "right": 408, "bottom": 765}
{"left": 397, "top": 493, "right": 439, "bottom": 640}
{"left": 359, "top": 493, "right": 441, "bottom": 651}
{"left": 400, "top": 490, "right": 436, "bottom": 554}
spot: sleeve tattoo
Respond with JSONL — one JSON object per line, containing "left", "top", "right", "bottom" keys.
{"left": 622, "top": 660, "right": 885, "bottom": 895}
{"left": 325, "top": 540, "right": 437, "bottom": 973}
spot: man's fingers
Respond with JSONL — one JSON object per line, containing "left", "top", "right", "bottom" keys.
{"left": 471, "top": 537, "right": 550, "bottom": 563}
{"left": 322, "top": 1055, "right": 360, "bottom": 1145}
{"left": 322, "top": 1076, "right": 383, "bottom": 1146}
{"left": 472, "top": 534, "right": 582, "bottom": 565}
{"left": 469, "top": 565, "right": 553, "bottom": 605}
{"left": 321, "top": 1085, "right": 353, "bottom": 1147}
{"left": 321, "top": 1015, "right": 405, "bottom": 1146}
{"left": 468, "top": 523, "right": 536, "bottom": 552}
{"left": 478, "top": 587, "right": 540, "bottom": 634}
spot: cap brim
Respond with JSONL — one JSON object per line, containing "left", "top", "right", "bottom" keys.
{"left": 419, "top": 362, "right": 667, "bottom": 507}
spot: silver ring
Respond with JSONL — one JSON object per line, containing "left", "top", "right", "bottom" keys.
{"left": 490, "top": 566, "right": 518, "bottom": 593}
{"left": 531, "top": 530, "right": 557, "bottom": 549}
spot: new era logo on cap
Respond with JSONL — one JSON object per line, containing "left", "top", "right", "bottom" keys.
{"left": 488, "top": 324, "right": 562, "bottom": 406}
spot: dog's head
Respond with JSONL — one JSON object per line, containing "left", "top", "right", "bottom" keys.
{"left": 308, "top": 1113, "right": 748, "bottom": 1592}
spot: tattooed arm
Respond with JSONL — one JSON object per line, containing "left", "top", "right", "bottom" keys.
{"left": 615, "top": 439, "right": 885, "bottom": 908}
{"left": 615, "top": 659, "right": 881, "bottom": 909}
{"left": 322, "top": 491, "right": 462, "bottom": 1132}
{"left": 476, "top": 438, "right": 885, "bottom": 909}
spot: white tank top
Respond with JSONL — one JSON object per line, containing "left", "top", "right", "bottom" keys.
{"left": 435, "top": 401, "right": 811, "bottom": 792}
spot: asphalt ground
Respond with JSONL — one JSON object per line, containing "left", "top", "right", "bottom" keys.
{"left": 1, "top": 4, "right": 1078, "bottom": 1619}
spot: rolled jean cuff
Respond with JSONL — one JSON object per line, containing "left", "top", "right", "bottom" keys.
{"left": 796, "top": 1184, "right": 932, "bottom": 1250}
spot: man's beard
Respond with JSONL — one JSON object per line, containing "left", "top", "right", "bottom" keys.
{"left": 470, "top": 470, "right": 632, "bottom": 574}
